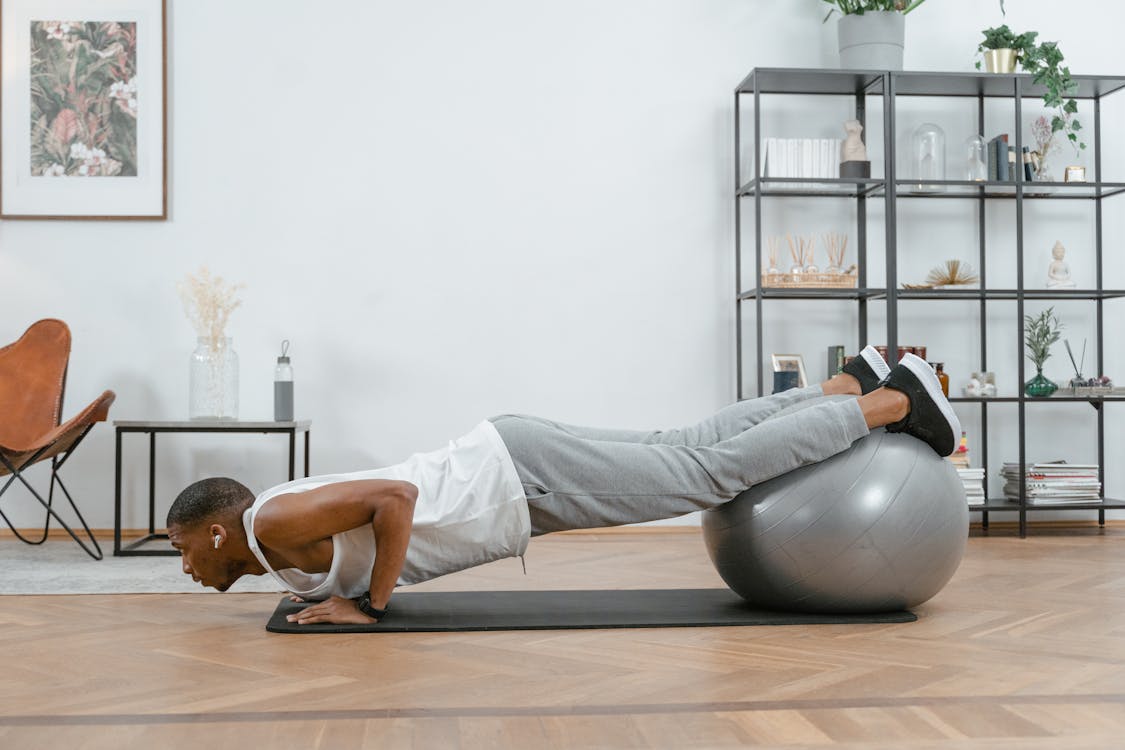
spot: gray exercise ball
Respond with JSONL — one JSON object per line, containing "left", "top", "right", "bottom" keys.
{"left": 703, "top": 414, "right": 968, "bottom": 614}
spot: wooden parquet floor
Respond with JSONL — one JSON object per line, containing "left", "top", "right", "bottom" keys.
{"left": 1, "top": 526, "right": 1123, "bottom": 749}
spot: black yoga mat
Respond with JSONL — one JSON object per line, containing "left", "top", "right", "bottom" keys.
{"left": 266, "top": 589, "right": 916, "bottom": 633}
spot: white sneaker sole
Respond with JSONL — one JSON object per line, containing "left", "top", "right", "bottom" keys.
{"left": 900, "top": 353, "right": 962, "bottom": 452}
{"left": 859, "top": 345, "right": 891, "bottom": 380}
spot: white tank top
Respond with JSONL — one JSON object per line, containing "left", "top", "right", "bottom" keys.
{"left": 241, "top": 420, "right": 529, "bottom": 600}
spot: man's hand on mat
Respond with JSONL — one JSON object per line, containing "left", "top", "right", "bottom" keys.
{"left": 286, "top": 595, "right": 379, "bottom": 625}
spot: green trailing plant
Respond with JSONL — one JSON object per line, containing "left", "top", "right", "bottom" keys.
{"left": 975, "top": 10, "right": 1084, "bottom": 152}
{"left": 1024, "top": 307, "right": 1063, "bottom": 371}
{"left": 976, "top": 24, "right": 1036, "bottom": 53}
{"left": 821, "top": 0, "right": 927, "bottom": 22}
{"left": 1021, "top": 39, "right": 1082, "bottom": 151}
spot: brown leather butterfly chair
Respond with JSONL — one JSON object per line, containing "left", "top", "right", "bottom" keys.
{"left": 0, "top": 319, "right": 115, "bottom": 559}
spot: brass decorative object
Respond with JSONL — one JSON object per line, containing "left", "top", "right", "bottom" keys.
{"left": 902, "top": 259, "right": 979, "bottom": 289}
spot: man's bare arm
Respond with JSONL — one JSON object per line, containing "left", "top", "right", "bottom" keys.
{"left": 255, "top": 479, "right": 418, "bottom": 616}
{"left": 364, "top": 484, "right": 415, "bottom": 609}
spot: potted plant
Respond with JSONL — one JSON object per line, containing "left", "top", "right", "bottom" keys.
{"left": 1024, "top": 307, "right": 1062, "bottom": 397}
{"left": 821, "top": 1, "right": 928, "bottom": 71}
{"left": 974, "top": 24, "right": 1033, "bottom": 74}
{"left": 975, "top": 20, "right": 1084, "bottom": 153}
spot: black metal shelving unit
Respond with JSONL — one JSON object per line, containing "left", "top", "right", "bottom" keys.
{"left": 735, "top": 68, "right": 1125, "bottom": 537}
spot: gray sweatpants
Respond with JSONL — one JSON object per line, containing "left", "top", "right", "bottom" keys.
{"left": 489, "top": 386, "right": 870, "bottom": 536}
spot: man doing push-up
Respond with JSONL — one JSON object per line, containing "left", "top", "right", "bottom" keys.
{"left": 167, "top": 348, "right": 959, "bottom": 626}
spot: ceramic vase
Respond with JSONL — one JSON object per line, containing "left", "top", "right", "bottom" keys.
{"left": 837, "top": 11, "right": 905, "bottom": 71}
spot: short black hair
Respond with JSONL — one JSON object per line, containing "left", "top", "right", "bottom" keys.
{"left": 167, "top": 477, "right": 254, "bottom": 529}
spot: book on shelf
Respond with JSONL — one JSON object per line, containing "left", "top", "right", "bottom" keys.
{"left": 988, "top": 134, "right": 1009, "bottom": 181}
{"left": 956, "top": 467, "right": 985, "bottom": 505}
{"left": 759, "top": 137, "right": 843, "bottom": 182}
{"left": 827, "top": 345, "right": 845, "bottom": 379}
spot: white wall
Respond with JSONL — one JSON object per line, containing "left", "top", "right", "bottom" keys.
{"left": 0, "top": 0, "right": 1120, "bottom": 532}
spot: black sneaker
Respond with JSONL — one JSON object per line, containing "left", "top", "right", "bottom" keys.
{"left": 841, "top": 345, "right": 892, "bottom": 394}
{"left": 882, "top": 353, "right": 962, "bottom": 457}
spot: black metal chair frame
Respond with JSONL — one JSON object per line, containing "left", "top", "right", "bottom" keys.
{"left": 0, "top": 422, "right": 103, "bottom": 560}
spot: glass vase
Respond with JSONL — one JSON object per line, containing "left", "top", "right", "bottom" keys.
{"left": 189, "top": 336, "right": 239, "bottom": 420}
{"left": 1033, "top": 152, "right": 1055, "bottom": 182}
{"left": 963, "top": 135, "right": 987, "bottom": 181}
{"left": 1023, "top": 368, "right": 1057, "bottom": 398}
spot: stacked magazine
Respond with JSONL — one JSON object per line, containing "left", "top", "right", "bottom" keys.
{"left": 1000, "top": 461, "right": 1102, "bottom": 505}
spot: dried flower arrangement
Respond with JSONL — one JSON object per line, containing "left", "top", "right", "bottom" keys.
{"left": 178, "top": 266, "right": 244, "bottom": 348}
{"left": 1030, "top": 115, "right": 1060, "bottom": 180}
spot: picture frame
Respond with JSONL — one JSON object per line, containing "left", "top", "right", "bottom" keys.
{"left": 1063, "top": 165, "right": 1087, "bottom": 184}
{"left": 771, "top": 353, "right": 808, "bottom": 389}
{"left": 1, "top": 0, "right": 167, "bottom": 219}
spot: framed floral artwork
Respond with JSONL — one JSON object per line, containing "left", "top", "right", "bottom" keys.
{"left": 1, "top": 0, "right": 166, "bottom": 219}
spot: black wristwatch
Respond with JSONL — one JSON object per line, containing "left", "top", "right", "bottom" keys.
{"left": 354, "top": 591, "right": 388, "bottom": 620}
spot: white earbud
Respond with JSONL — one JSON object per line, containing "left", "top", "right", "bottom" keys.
{"left": 213, "top": 534, "right": 221, "bottom": 549}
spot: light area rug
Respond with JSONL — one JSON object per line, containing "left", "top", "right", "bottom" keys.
{"left": 0, "top": 540, "right": 284, "bottom": 595}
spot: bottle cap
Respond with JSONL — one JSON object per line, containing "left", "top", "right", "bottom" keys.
{"left": 277, "top": 339, "right": 291, "bottom": 364}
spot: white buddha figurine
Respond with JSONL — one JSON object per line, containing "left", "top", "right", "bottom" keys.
{"left": 1046, "top": 240, "right": 1076, "bottom": 289}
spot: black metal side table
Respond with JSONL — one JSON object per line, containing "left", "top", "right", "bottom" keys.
{"left": 113, "top": 420, "right": 311, "bottom": 556}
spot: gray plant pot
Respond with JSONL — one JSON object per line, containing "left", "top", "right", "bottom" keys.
{"left": 838, "top": 11, "right": 905, "bottom": 71}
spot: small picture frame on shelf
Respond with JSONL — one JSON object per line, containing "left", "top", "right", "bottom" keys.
{"left": 1064, "top": 165, "right": 1087, "bottom": 183}
{"left": 772, "top": 354, "right": 807, "bottom": 390}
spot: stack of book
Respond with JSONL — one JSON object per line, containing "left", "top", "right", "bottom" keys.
{"left": 945, "top": 434, "right": 981, "bottom": 503}
{"left": 986, "top": 133, "right": 1034, "bottom": 182}
{"left": 759, "top": 138, "right": 843, "bottom": 180}
{"left": 946, "top": 433, "right": 983, "bottom": 505}
{"left": 1000, "top": 461, "right": 1102, "bottom": 505}
{"left": 957, "top": 467, "right": 986, "bottom": 506}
